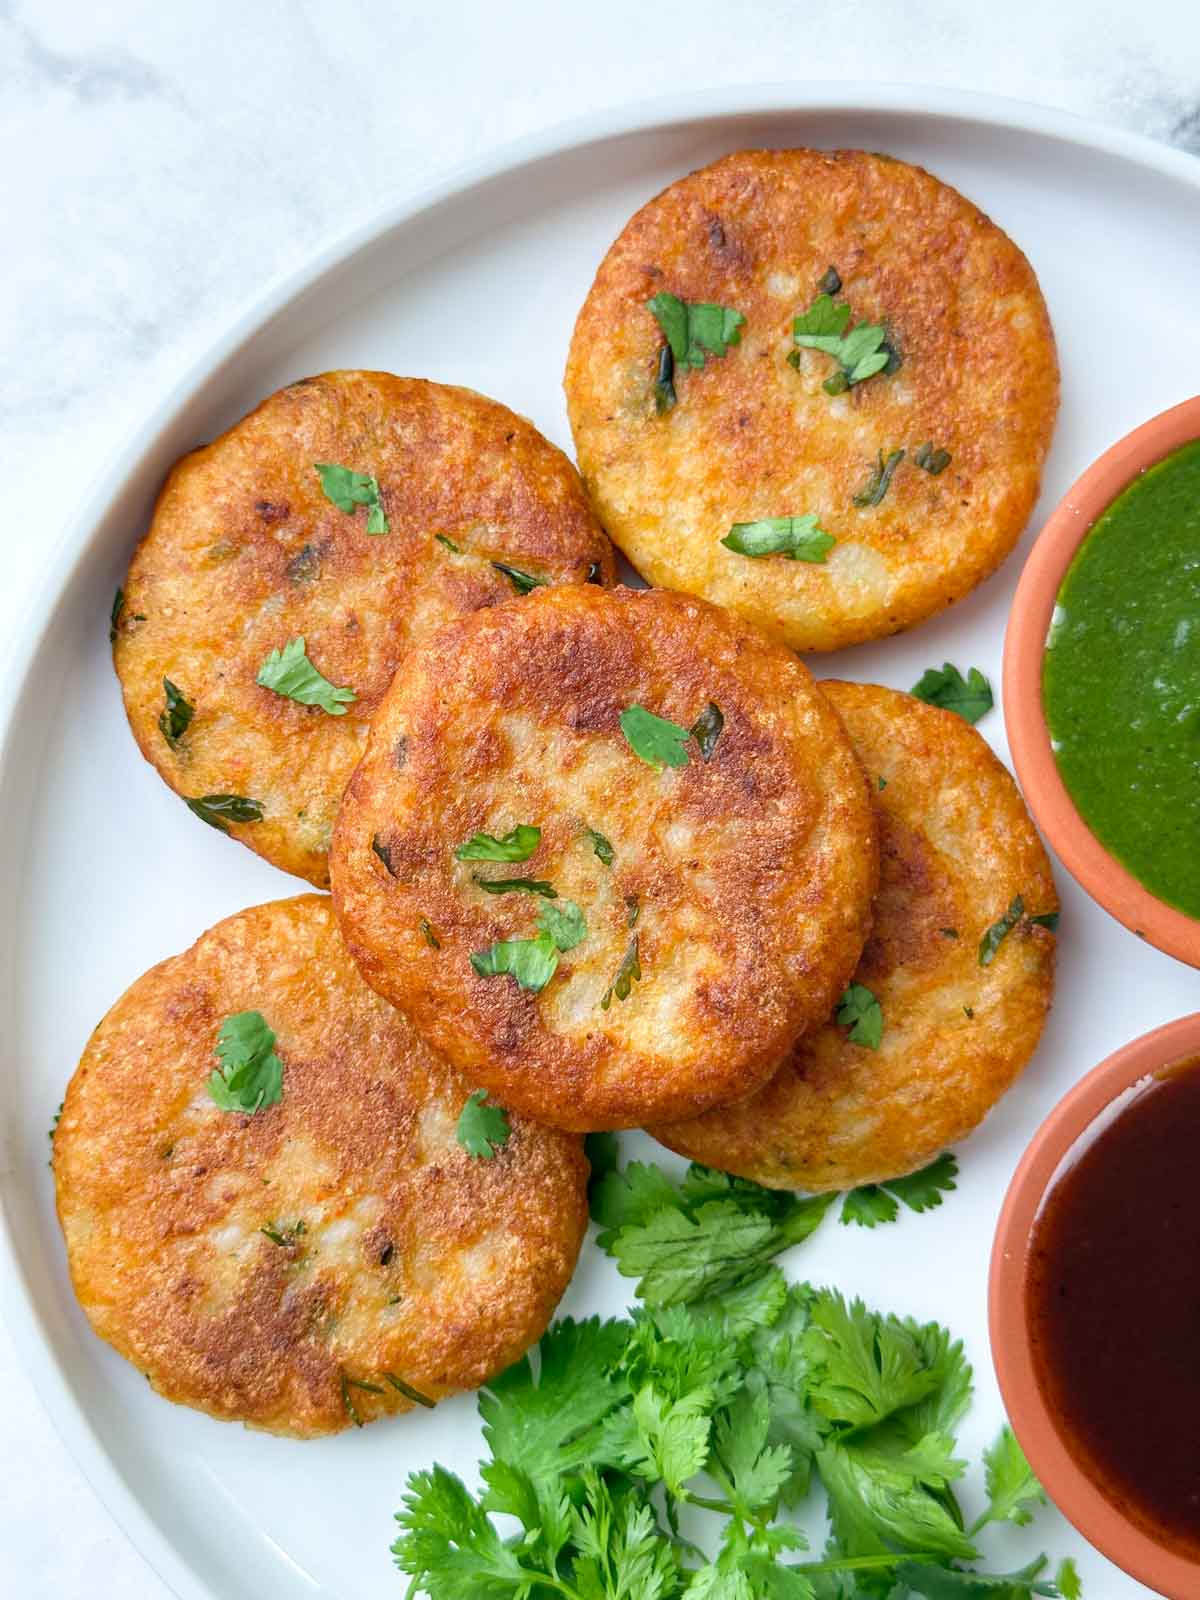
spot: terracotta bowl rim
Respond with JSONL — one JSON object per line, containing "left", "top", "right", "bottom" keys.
{"left": 1002, "top": 395, "right": 1200, "bottom": 968}
{"left": 989, "top": 1012, "right": 1200, "bottom": 1597}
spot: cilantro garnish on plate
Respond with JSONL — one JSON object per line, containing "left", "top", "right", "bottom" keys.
{"left": 585, "top": 827, "right": 615, "bottom": 867}
{"left": 912, "top": 662, "right": 994, "bottom": 723}
{"left": 840, "top": 1153, "right": 960, "bottom": 1230}
{"left": 491, "top": 560, "right": 546, "bottom": 595}
{"left": 836, "top": 982, "right": 884, "bottom": 1049}
{"left": 207, "top": 1010, "right": 283, "bottom": 1114}
{"left": 184, "top": 793, "right": 263, "bottom": 834}
{"left": 790, "top": 290, "right": 900, "bottom": 395}
{"left": 979, "top": 895, "right": 1025, "bottom": 966}
{"left": 721, "top": 513, "right": 835, "bottom": 562}
{"left": 456, "top": 1089, "right": 511, "bottom": 1159}
{"left": 158, "top": 678, "right": 193, "bottom": 748}
{"left": 256, "top": 636, "right": 356, "bottom": 715}
{"left": 393, "top": 1143, "right": 1075, "bottom": 1600}
{"left": 647, "top": 291, "right": 745, "bottom": 412}
{"left": 620, "top": 702, "right": 727, "bottom": 771}
{"left": 314, "top": 461, "right": 389, "bottom": 533}
{"left": 471, "top": 900, "right": 587, "bottom": 994}
{"left": 455, "top": 824, "right": 541, "bottom": 862}
{"left": 619, "top": 704, "right": 691, "bottom": 770}
{"left": 853, "top": 447, "right": 906, "bottom": 507}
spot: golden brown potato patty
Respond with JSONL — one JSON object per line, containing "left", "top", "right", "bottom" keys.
{"left": 565, "top": 148, "right": 1058, "bottom": 651}
{"left": 114, "top": 371, "right": 613, "bottom": 886}
{"left": 651, "top": 681, "right": 1057, "bottom": 1189}
{"left": 53, "top": 895, "right": 588, "bottom": 1437}
{"left": 330, "top": 585, "right": 877, "bottom": 1131}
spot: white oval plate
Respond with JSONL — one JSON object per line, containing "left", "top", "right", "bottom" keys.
{"left": 3, "top": 84, "right": 1198, "bottom": 1600}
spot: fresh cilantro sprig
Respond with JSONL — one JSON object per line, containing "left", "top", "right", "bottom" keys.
{"left": 256, "top": 636, "right": 357, "bottom": 715}
{"left": 472, "top": 899, "right": 587, "bottom": 994}
{"left": 456, "top": 825, "right": 541, "bottom": 862}
{"left": 790, "top": 292, "right": 899, "bottom": 395}
{"left": 590, "top": 1158, "right": 833, "bottom": 1308}
{"left": 835, "top": 984, "right": 883, "bottom": 1049}
{"left": 314, "top": 461, "right": 389, "bottom": 533}
{"left": 620, "top": 705, "right": 690, "bottom": 770}
{"left": 393, "top": 1142, "right": 1077, "bottom": 1600}
{"left": 207, "top": 1010, "right": 283, "bottom": 1114}
{"left": 721, "top": 514, "right": 835, "bottom": 563}
{"left": 840, "top": 1154, "right": 959, "bottom": 1230}
{"left": 911, "top": 663, "right": 994, "bottom": 724}
{"left": 456, "top": 1090, "right": 511, "bottom": 1159}
{"left": 647, "top": 291, "right": 745, "bottom": 414}
{"left": 620, "top": 702, "right": 726, "bottom": 771}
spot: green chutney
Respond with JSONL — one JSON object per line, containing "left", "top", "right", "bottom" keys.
{"left": 1043, "top": 438, "right": 1200, "bottom": 919}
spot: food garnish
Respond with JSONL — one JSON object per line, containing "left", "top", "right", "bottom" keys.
{"left": 790, "top": 291, "right": 899, "bottom": 395}
{"left": 853, "top": 447, "right": 905, "bottom": 507}
{"left": 840, "top": 1154, "right": 959, "bottom": 1229}
{"left": 600, "top": 935, "right": 641, "bottom": 1011}
{"left": 472, "top": 901, "right": 587, "bottom": 994}
{"left": 836, "top": 983, "right": 883, "bottom": 1048}
{"left": 256, "top": 636, "right": 356, "bottom": 715}
{"left": 721, "top": 514, "right": 835, "bottom": 562}
{"left": 184, "top": 794, "right": 264, "bottom": 833}
{"left": 491, "top": 560, "right": 546, "bottom": 595}
{"left": 260, "top": 1219, "right": 306, "bottom": 1248}
{"left": 455, "top": 824, "right": 541, "bottom": 862}
{"left": 914, "top": 441, "right": 953, "bottom": 474}
{"left": 314, "top": 462, "right": 389, "bottom": 533}
{"left": 456, "top": 1089, "right": 512, "bottom": 1159}
{"left": 207, "top": 1010, "right": 283, "bottom": 1114}
{"left": 620, "top": 705, "right": 691, "bottom": 771}
{"left": 394, "top": 1146, "right": 1075, "bottom": 1599}
{"left": 586, "top": 827, "right": 615, "bottom": 867}
{"left": 470, "top": 932, "right": 560, "bottom": 993}
{"left": 979, "top": 895, "right": 1024, "bottom": 966}
{"left": 911, "top": 663, "right": 994, "bottom": 724}
{"left": 647, "top": 291, "right": 745, "bottom": 412}
{"left": 689, "top": 702, "right": 724, "bottom": 762}
{"left": 158, "top": 678, "right": 194, "bottom": 748}
{"left": 472, "top": 876, "right": 558, "bottom": 898}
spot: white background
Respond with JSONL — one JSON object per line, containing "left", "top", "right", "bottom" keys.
{"left": 3, "top": 2, "right": 1200, "bottom": 1595}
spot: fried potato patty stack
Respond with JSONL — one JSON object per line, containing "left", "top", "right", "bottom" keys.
{"left": 651, "top": 681, "right": 1057, "bottom": 1189}
{"left": 565, "top": 148, "right": 1058, "bottom": 651}
{"left": 114, "top": 371, "right": 613, "bottom": 887}
{"left": 53, "top": 895, "right": 588, "bottom": 1437}
{"left": 330, "top": 585, "right": 878, "bottom": 1131}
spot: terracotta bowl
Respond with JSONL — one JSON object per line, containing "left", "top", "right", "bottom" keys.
{"left": 1003, "top": 396, "right": 1200, "bottom": 968}
{"left": 990, "top": 1012, "right": 1200, "bottom": 1598}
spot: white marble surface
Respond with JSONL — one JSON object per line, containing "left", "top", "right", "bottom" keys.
{"left": 3, "top": 2, "right": 1199, "bottom": 1595}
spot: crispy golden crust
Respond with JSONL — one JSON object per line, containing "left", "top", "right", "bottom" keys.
{"left": 651, "top": 681, "right": 1057, "bottom": 1189}
{"left": 114, "top": 372, "right": 614, "bottom": 886}
{"left": 564, "top": 149, "right": 1059, "bottom": 652}
{"left": 53, "top": 896, "right": 588, "bottom": 1437}
{"left": 330, "top": 586, "right": 878, "bottom": 1131}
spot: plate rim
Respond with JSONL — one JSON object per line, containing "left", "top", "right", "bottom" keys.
{"left": 3, "top": 80, "right": 1198, "bottom": 1600}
